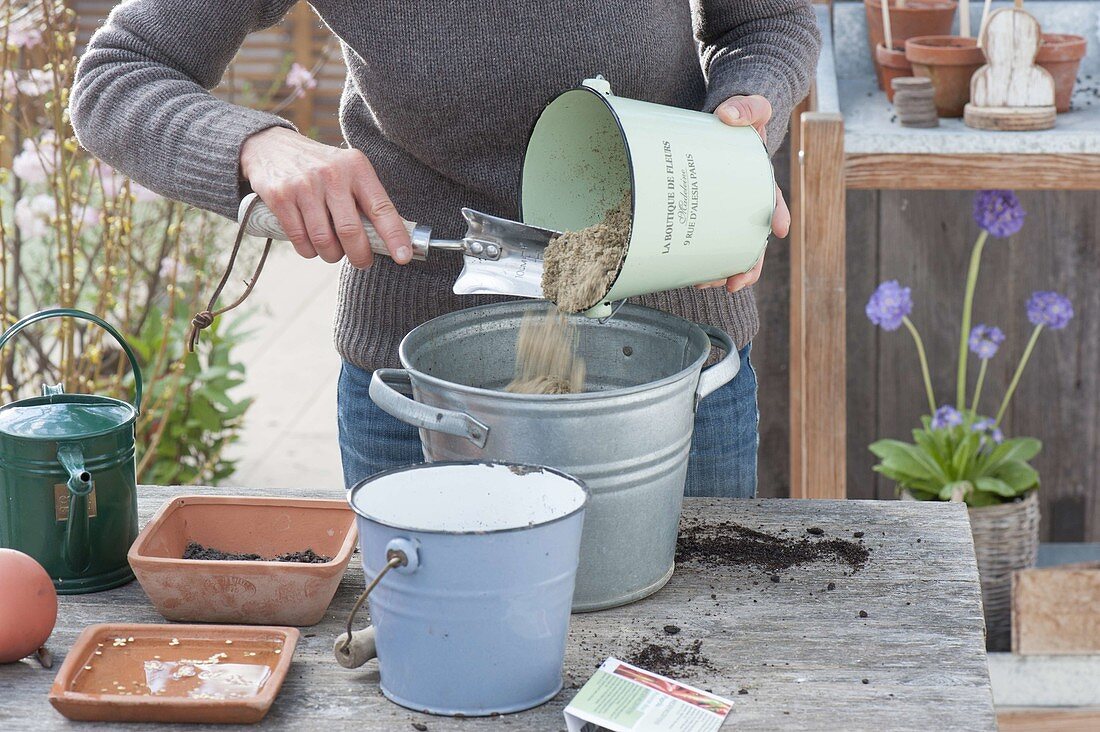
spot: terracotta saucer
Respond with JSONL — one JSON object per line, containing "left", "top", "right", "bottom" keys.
{"left": 49, "top": 623, "right": 299, "bottom": 724}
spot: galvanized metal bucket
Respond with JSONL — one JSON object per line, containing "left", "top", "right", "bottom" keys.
{"left": 522, "top": 76, "right": 776, "bottom": 317}
{"left": 338, "top": 462, "right": 587, "bottom": 716}
{"left": 0, "top": 308, "right": 141, "bottom": 593}
{"left": 367, "top": 301, "right": 739, "bottom": 611}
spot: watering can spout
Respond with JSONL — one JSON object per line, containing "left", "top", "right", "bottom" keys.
{"left": 57, "top": 443, "right": 93, "bottom": 573}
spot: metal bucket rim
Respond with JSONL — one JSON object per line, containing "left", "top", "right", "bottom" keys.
{"left": 0, "top": 393, "right": 138, "bottom": 440}
{"left": 346, "top": 460, "right": 589, "bottom": 536}
{"left": 397, "top": 301, "right": 717, "bottom": 401}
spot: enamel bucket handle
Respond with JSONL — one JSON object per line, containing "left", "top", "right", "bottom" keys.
{"left": 369, "top": 368, "right": 489, "bottom": 448}
{"left": 0, "top": 308, "right": 144, "bottom": 412}
{"left": 334, "top": 538, "right": 419, "bottom": 669}
{"left": 695, "top": 324, "right": 740, "bottom": 405}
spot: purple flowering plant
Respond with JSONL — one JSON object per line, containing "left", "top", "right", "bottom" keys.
{"left": 868, "top": 191, "right": 1070, "bottom": 507}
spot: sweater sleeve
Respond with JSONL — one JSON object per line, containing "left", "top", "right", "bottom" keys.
{"left": 70, "top": 0, "right": 299, "bottom": 220}
{"left": 692, "top": 0, "right": 821, "bottom": 154}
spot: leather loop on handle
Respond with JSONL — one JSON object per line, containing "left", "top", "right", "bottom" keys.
{"left": 238, "top": 193, "right": 427, "bottom": 261}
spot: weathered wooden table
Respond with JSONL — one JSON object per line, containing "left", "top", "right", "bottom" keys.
{"left": 0, "top": 486, "right": 996, "bottom": 730}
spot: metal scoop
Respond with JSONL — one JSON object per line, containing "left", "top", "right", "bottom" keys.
{"left": 238, "top": 193, "right": 556, "bottom": 299}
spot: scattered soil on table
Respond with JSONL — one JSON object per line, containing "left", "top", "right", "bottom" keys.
{"left": 626, "top": 639, "right": 711, "bottom": 678}
{"left": 662, "top": 625, "right": 681, "bottom": 635}
{"left": 676, "top": 522, "right": 869, "bottom": 574}
{"left": 182, "top": 541, "right": 331, "bottom": 564}
{"left": 541, "top": 193, "right": 631, "bottom": 313}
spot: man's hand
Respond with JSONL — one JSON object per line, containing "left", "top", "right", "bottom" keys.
{"left": 240, "top": 126, "right": 412, "bottom": 268}
{"left": 696, "top": 95, "right": 791, "bottom": 293}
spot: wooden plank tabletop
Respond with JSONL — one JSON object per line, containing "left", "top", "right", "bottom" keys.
{"left": 0, "top": 487, "right": 996, "bottom": 731}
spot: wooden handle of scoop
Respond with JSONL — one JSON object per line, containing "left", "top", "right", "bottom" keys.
{"left": 238, "top": 193, "right": 427, "bottom": 260}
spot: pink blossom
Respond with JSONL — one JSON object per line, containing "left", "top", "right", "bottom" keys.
{"left": 130, "top": 181, "right": 160, "bottom": 203}
{"left": 6, "top": 14, "right": 43, "bottom": 50}
{"left": 14, "top": 194, "right": 57, "bottom": 239}
{"left": 94, "top": 163, "right": 159, "bottom": 202}
{"left": 158, "top": 256, "right": 193, "bottom": 282}
{"left": 1, "top": 70, "right": 18, "bottom": 98}
{"left": 286, "top": 62, "right": 316, "bottom": 98}
{"left": 10, "top": 134, "right": 56, "bottom": 183}
{"left": 16, "top": 68, "right": 53, "bottom": 97}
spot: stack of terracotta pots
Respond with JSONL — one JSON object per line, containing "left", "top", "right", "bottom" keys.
{"left": 865, "top": 0, "right": 1088, "bottom": 116}
{"left": 865, "top": 0, "right": 957, "bottom": 101}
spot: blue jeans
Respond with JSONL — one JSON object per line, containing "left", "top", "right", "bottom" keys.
{"left": 337, "top": 344, "right": 758, "bottom": 497}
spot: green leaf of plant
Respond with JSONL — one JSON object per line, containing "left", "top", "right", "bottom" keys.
{"left": 871, "top": 440, "right": 940, "bottom": 481}
{"left": 978, "top": 437, "right": 1042, "bottom": 476}
{"left": 993, "top": 460, "right": 1039, "bottom": 492}
{"left": 974, "top": 477, "right": 1016, "bottom": 497}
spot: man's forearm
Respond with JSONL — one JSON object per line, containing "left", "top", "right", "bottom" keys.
{"left": 70, "top": 0, "right": 297, "bottom": 220}
{"left": 694, "top": 0, "right": 822, "bottom": 153}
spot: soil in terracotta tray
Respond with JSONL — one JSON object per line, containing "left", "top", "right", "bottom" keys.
{"left": 70, "top": 636, "right": 284, "bottom": 699}
{"left": 676, "top": 522, "right": 869, "bottom": 574}
{"left": 182, "top": 541, "right": 331, "bottom": 564}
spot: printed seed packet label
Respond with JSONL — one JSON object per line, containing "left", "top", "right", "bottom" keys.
{"left": 564, "top": 657, "right": 733, "bottom": 732}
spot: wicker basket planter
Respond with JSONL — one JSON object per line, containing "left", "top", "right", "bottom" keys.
{"left": 968, "top": 491, "right": 1040, "bottom": 651}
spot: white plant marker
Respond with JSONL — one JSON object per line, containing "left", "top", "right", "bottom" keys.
{"left": 881, "top": 0, "right": 894, "bottom": 50}
{"left": 979, "top": 0, "right": 994, "bottom": 46}
{"left": 961, "top": 0, "right": 971, "bottom": 38}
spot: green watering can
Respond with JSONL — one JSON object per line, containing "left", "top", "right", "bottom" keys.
{"left": 0, "top": 309, "right": 141, "bottom": 594}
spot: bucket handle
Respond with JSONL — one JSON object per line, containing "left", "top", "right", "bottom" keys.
{"left": 695, "top": 324, "right": 741, "bottom": 405}
{"left": 0, "top": 308, "right": 143, "bottom": 412}
{"left": 369, "top": 369, "right": 490, "bottom": 449}
{"left": 334, "top": 539, "right": 418, "bottom": 669}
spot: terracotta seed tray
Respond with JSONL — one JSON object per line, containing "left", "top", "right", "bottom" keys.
{"left": 129, "top": 495, "right": 357, "bottom": 626}
{"left": 49, "top": 623, "right": 299, "bottom": 724}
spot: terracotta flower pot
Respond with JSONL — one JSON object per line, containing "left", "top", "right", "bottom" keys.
{"left": 865, "top": 0, "right": 958, "bottom": 89}
{"left": 905, "top": 35, "right": 986, "bottom": 117}
{"left": 969, "top": 491, "right": 1039, "bottom": 651}
{"left": 128, "top": 495, "right": 358, "bottom": 626}
{"left": 1036, "top": 33, "right": 1087, "bottom": 113}
{"left": 876, "top": 44, "right": 914, "bottom": 102}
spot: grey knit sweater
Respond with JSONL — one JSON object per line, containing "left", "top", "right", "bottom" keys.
{"left": 71, "top": 1, "right": 820, "bottom": 371}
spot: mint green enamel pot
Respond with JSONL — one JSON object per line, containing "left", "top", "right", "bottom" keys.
{"left": 0, "top": 309, "right": 141, "bottom": 594}
{"left": 521, "top": 76, "right": 776, "bottom": 317}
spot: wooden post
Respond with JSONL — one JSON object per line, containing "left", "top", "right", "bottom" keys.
{"left": 290, "top": 2, "right": 315, "bottom": 133}
{"left": 791, "top": 111, "right": 847, "bottom": 499}
{"left": 788, "top": 95, "right": 808, "bottom": 496}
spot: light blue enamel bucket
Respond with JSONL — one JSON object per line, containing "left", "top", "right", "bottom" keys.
{"left": 337, "top": 462, "right": 588, "bottom": 716}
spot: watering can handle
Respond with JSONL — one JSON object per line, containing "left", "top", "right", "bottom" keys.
{"left": 369, "top": 369, "right": 490, "bottom": 449}
{"left": 238, "top": 194, "right": 430, "bottom": 261}
{"left": 0, "top": 308, "right": 143, "bottom": 412}
{"left": 695, "top": 324, "right": 740, "bottom": 404}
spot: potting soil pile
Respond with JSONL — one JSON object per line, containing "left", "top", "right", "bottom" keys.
{"left": 541, "top": 192, "right": 631, "bottom": 313}
{"left": 504, "top": 307, "right": 586, "bottom": 395}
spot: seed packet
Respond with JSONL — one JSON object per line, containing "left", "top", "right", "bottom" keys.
{"left": 564, "top": 657, "right": 733, "bottom": 731}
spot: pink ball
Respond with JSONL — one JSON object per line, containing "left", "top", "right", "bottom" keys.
{"left": 0, "top": 549, "right": 58, "bottom": 663}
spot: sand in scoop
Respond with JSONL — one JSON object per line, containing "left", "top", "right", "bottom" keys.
{"left": 541, "top": 193, "right": 631, "bottom": 314}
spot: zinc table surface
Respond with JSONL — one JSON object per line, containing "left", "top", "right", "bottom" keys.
{"left": 0, "top": 486, "right": 996, "bottom": 731}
